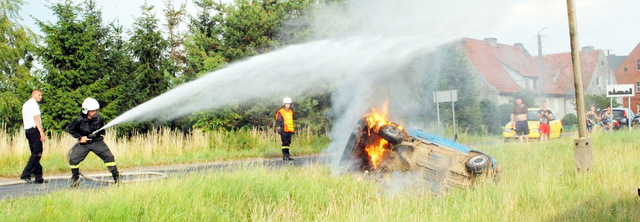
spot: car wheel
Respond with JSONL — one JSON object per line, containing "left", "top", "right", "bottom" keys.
{"left": 378, "top": 125, "right": 405, "bottom": 144}
{"left": 465, "top": 154, "right": 491, "bottom": 175}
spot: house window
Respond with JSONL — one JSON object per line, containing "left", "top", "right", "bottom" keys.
{"left": 636, "top": 82, "right": 640, "bottom": 92}
{"left": 625, "top": 67, "right": 629, "bottom": 72}
{"left": 637, "top": 59, "right": 640, "bottom": 70}
{"left": 606, "top": 77, "right": 612, "bottom": 85}
{"left": 596, "top": 77, "right": 601, "bottom": 86}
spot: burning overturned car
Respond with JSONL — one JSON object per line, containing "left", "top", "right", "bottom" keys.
{"left": 341, "top": 109, "right": 499, "bottom": 190}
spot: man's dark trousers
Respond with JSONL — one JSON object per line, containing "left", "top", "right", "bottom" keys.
{"left": 20, "top": 128, "right": 43, "bottom": 181}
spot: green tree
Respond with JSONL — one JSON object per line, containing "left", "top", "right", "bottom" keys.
{"left": 0, "top": 0, "right": 38, "bottom": 131}
{"left": 584, "top": 94, "right": 620, "bottom": 110}
{"left": 163, "top": 0, "right": 188, "bottom": 86}
{"left": 437, "top": 45, "right": 482, "bottom": 134}
{"left": 129, "top": 3, "right": 170, "bottom": 104}
{"left": 498, "top": 103, "right": 513, "bottom": 126}
{"left": 184, "top": 0, "right": 314, "bottom": 78}
{"left": 37, "top": 0, "right": 121, "bottom": 131}
{"left": 98, "top": 23, "right": 135, "bottom": 121}
{"left": 479, "top": 99, "right": 502, "bottom": 134}
{"left": 183, "top": 0, "right": 330, "bottom": 132}
{"left": 184, "top": 0, "right": 226, "bottom": 78}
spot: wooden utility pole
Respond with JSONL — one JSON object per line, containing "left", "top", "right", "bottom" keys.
{"left": 566, "top": 0, "right": 592, "bottom": 172}
{"left": 537, "top": 28, "right": 547, "bottom": 102}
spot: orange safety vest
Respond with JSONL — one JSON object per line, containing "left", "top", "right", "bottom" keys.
{"left": 276, "top": 108, "right": 294, "bottom": 133}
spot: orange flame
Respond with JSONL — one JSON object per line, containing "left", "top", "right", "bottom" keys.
{"left": 365, "top": 138, "right": 387, "bottom": 168}
{"left": 362, "top": 102, "right": 402, "bottom": 169}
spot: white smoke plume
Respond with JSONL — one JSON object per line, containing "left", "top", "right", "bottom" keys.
{"left": 103, "top": 0, "right": 521, "bottom": 178}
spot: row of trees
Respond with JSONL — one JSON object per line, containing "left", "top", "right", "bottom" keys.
{"left": 1, "top": 0, "right": 609, "bottom": 136}
{"left": 1, "top": 0, "right": 331, "bottom": 135}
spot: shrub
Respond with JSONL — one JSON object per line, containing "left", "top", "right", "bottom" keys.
{"left": 562, "top": 113, "right": 578, "bottom": 126}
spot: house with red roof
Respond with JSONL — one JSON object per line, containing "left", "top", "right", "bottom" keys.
{"left": 542, "top": 46, "right": 620, "bottom": 111}
{"left": 458, "top": 38, "right": 618, "bottom": 117}
{"left": 614, "top": 42, "right": 640, "bottom": 112}
{"left": 544, "top": 46, "right": 617, "bottom": 96}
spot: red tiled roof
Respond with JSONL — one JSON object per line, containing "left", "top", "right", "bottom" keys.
{"left": 460, "top": 38, "right": 563, "bottom": 94}
{"left": 614, "top": 42, "right": 640, "bottom": 84}
{"left": 542, "top": 50, "right": 603, "bottom": 93}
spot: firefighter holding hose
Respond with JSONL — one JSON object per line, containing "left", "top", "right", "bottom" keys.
{"left": 275, "top": 97, "right": 295, "bottom": 161}
{"left": 66, "top": 98, "right": 120, "bottom": 187}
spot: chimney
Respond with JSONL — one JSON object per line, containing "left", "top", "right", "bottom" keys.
{"left": 514, "top": 43, "right": 525, "bottom": 51}
{"left": 484, "top": 38, "right": 498, "bottom": 47}
{"left": 581, "top": 46, "right": 594, "bottom": 52}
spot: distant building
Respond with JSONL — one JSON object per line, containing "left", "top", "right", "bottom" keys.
{"left": 543, "top": 46, "right": 620, "bottom": 112}
{"left": 457, "top": 38, "right": 615, "bottom": 117}
{"left": 613, "top": 42, "right": 640, "bottom": 113}
{"left": 608, "top": 54, "right": 627, "bottom": 71}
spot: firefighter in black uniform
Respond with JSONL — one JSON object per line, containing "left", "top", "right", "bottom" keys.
{"left": 275, "top": 97, "right": 295, "bottom": 161}
{"left": 67, "top": 98, "right": 120, "bottom": 187}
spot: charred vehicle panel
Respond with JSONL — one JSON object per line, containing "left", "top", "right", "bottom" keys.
{"left": 341, "top": 116, "right": 498, "bottom": 190}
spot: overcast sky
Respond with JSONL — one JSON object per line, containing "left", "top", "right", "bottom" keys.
{"left": 18, "top": 0, "right": 640, "bottom": 56}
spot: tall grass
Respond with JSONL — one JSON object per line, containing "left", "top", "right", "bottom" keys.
{"left": 0, "top": 127, "right": 329, "bottom": 177}
{"left": 2, "top": 129, "right": 640, "bottom": 221}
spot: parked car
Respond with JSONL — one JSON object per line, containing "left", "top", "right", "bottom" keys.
{"left": 341, "top": 117, "right": 499, "bottom": 192}
{"left": 598, "top": 107, "right": 635, "bottom": 130}
{"left": 633, "top": 112, "right": 640, "bottom": 127}
{"left": 502, "top": 108, "right": 563, "bottom": 140}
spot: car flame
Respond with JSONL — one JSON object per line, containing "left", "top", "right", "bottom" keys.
{"left": 362, "top": 103, "right": 402, "bottom": 169}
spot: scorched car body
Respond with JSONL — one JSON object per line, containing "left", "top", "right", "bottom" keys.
{"left": 342, "top": 118, "right": 499, "bottom": 190}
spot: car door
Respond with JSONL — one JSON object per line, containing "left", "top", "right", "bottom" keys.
{"left": 549, "top": 111, "right": 562, "bottom": 138}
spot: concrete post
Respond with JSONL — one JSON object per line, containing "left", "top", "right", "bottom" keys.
{"left": 573, "top": 137, "right": 593, "bottom": 172}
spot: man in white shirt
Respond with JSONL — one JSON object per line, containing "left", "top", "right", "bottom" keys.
{"left": 20, "top": 90, "right": 47, "bottom": 184}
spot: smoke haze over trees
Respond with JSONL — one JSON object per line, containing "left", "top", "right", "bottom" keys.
{"left": 2, "top": 0, "right": 538, "bottom": 136}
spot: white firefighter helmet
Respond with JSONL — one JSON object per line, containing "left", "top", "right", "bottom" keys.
{"left": 82, "top": 98, "right": 100, "bottom": 111}
{"left": 283, "top": 97, "right": 292, "bottom": 105}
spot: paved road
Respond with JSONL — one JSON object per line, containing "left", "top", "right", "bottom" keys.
{"left": 0, "top": 155, "right": 331, "bottom": 200}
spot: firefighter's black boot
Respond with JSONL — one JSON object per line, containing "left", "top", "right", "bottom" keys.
{"left": 284, "top": 148, "right": 294, "bottom": 161}
{"left": 282, "top": 149, "right": 287, "bottom": 161}
{"left": 108, "top": 165, "right": 121, "bottom": 184}
{"left": 70, "top": 168, "right": 80, "bottom": 188}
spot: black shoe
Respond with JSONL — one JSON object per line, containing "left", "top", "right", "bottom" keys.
{"left": 112, "top": 173, "right": 121, "bottom": 185}
{"left": 22, "top": 178, "right": 34, "bottom": 184}
{"left": 34, "top": 179, "right": 49, "bottom": 184}
{"left": 284, "top": 155, "right": 294, "bottom": 161}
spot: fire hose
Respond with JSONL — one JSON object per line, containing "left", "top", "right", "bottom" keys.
{"left": 79, "top": 171, "right": 168, "bottom": 183}
{"left": 0, "top": 171, "right": 167, "bottom": 187}
{"left": 64, "top": 145, "right": 168, "bottom": 184}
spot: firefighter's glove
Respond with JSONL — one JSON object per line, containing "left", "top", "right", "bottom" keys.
{"left": 87, "top": 133, "right": 97, "bottom": 139}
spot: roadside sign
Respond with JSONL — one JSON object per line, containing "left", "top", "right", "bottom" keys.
{"left": 433, "top": 90, "right": 457, "bottom": 102}
{"left": 606, "top": 84, "right": 635, "bottom": 97}
{"left": 433, "top": 90, "right": 458, "bottom": 139}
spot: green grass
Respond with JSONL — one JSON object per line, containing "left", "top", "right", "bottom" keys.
{"left": 2, "top": 129, "right": 640, "bottom": 221}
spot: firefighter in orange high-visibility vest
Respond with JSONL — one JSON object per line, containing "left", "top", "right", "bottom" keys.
{"left": 275, "top": 97, "right": 295, "bottom": 161}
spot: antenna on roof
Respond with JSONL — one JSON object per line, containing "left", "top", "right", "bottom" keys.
{"left": 606, "top": 49, "right": 614, "bottom": 56}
